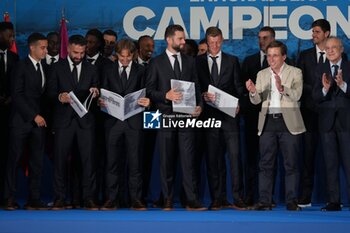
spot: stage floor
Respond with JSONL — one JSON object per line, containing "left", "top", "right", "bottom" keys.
{"left": 1, "top": 205, "right": 349, "bottom": 233}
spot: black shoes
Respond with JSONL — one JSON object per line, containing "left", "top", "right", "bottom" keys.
{"left": 51, "top": 199, "right": 65, "bottom": 210}
{"left": 131, "top": 200, "right": 147, "bottom": 211}
{"left": 222, "top": 199, "right": 233, "bottom": 208}
{"left": 298, "top": 198, "right": 311, "bottom": 208}
{"left": 186, "top": 200, "right": 207, "bottom": 211}
{"left": 4, "top": 198, "right": 20, "bottom": 211}
{"left": 24, "top": 199, "right": 49, "bottom": 210}
{"left": 233, "top": 199, "right": 248, "bottom": 210}
{"left": 321, "top": 203, "right": 342, "bottom": 211}
{"left": 162, "top": 198, "right": 173, "bottom": 211}
{"left": 84, "top": 199, "right": 99, "bottom": 211}
{"left": 209, "top": 199, "right": 222, "bottom": 210}
{"left": 286, "top": 202, "right": 302, "bottom": 211}
{"left": 100, "top": 199, "right": 117, "bottom": 211}
{"left": 252, "top": 202, "right": 272, "bottom": 211}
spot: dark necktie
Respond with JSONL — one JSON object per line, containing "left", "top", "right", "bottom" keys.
{"left": 172, "top": 54, "right": 181, "bottom": 80}
{"left": 121, "top": 65, "right": 128, "bottom": 90}
{"left": 262, "top": 54, "right": 268, "bottom": 69}
{"left": 142, "top": 62, "right": 148, "bottom": 67}
{"left": 50, "top": 57, "right": 56, "bottom": 65}
{"left": 210, "top": 56, "right": 219, "bottom": 85}
{"left": 333, "top": 64, "right": 339, "bottom": 79}
{"left": 0, "top": 52, "right": 5, "bottom": 94}
{"left": 87, "top": 58, "right": 95, "bottom": 64}
{"left": 319, "top": 52, "right": 325, "bottom": 64}
{"left": 36, "top": 62, "right": 44, "bottom": 87}
{"left": 72, "top": 63, "right": 78, "bottom": 86}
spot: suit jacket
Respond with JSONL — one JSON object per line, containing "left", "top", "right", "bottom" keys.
{"left": 102, "top": 61, "right": 146, "bottom": 130}
{"left": 0, "top": 50, "right": 19, "bottom": 98}
{"left": 47, "top": 59, "right": 99, "bottom": 129}
{"left": 312, "top": 60, "right": 350, "bottom": 132}
{"left": 146, "top": 52, "right": 202, "bottom": 114}
{"left": 9, "top": 57, "right": 47, "bottom": 127}
{"left": 196, "top": 52, "right": 244, "bottom": 124}
{"left": 250, "top": 64, "right": 305, "bottom": 135}
{"left": 297, "top": 47, "right": 348, "bottom": 111}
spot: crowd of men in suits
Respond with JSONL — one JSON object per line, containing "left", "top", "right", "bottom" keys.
{"left": 0, "top": 18, "right": 349, "bottom": 212}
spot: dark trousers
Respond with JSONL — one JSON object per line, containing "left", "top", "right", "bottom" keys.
{"left": 299, "top": 108, "right": 319, "bottom": 201}
{"left": 205, "top": 118, "right": 243, "bottom": 202}
{"left": 0, "top": 105, "right": 10, "bottom": 203}
{"left": 105, "top": 121, "right": 144, "bottom": 202}
{"left": 158, "top": 128, "right": 197, "bottom": 202}
{"left": 321, "top": 116, "right": 350, "bottom": 203}
{"left": 53, "top": 119, "right": 96, "bottom": 201}
{"left": 5, "top": 125, "right": 45, "bottom": 200}
{"left": 142, "top": 130, "right": 157, "bottom": 202}
{"left": 258, "top": 116, "right": 301, "bottom": 204}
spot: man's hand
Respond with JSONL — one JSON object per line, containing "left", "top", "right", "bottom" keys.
{"left": 90, "top": 87, "right": 99, "bottom": 98}
{"left": 322, "top": 73, "right": 331, "bottom": 92}
{"left": 203, "top": 92, "right": 216, "bottom": 103}
{"left": 335, "top": 69, "right": 344, "bottom": 88}
{"left": 191, "top": 106, "right": 202, "bottom": 117}
{"left": 274, "top": 74, "right": 284, "bottom": 93}
{"left": 34, "top": 115, "right": 47, "bottom": 127}
{"left": 138, "top": 97, "right": 150, "bottom": 107}
{"left": 166, "top": 88, "right": 183, "bottom": 102}
{"left": 246, "top": 79, "right": 256, "bottom": 93}
{"left": 59, "top": 92, "right": 72, "bottom": 104}
{"left": 98, "top": 98, "right": 107, "bottom": 108}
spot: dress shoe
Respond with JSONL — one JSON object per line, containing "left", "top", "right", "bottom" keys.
{"left": 244, "top": 198, "right": 254, "bottom": 207}
{"left": 162, "top": 198, "right": 173, "bottom": 211}
{"left": 233, "top": 199, "right": 247, "bottom": 210}
{"left": 298, "top": 198, "right": 311, "bottom": 208}
{"left": 24, "top": 199, "right": 49, "bottom": 210}
{"left": 271, "top": 199, "right": 276, "bottom": 208}
{"left": 4, "top": 198, "right": 20, "bottom": 211}
{"left": 321, "top": 203, "right": 341, "bottom": 211}
{"left": 209, "top": 199, "right": 222, "bottom": 210}
{"left": 252, "top": 202, "right": 272, "bottom": 211}
{"left": 131, "top": 200, "right": 147, "bottom": 211}
{"left": 186, "top": 200, "right": 207, "bottom": 211}
{"left": 152, "top": 198, "right": 164, "bottom": 208}
{"left": 51, "top": 199, "right": 65, "bottom": 210}
{"left": 286, "top": 202, "right": 302, "bottom": 211}
{"left": 222, "top": 199, "right": 233, "bottom": 208}
{"left": 100, "top": 199, "right": 117, "bottom": 210}
{"left": 84, "top": 199, "right": 99, "bottom": 211}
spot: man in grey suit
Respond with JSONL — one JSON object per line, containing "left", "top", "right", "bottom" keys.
{"left": 246, "top": 41, "right": 305, "bottom": 211}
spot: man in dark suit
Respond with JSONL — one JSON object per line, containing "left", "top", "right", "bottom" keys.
{"left": 4, "top": 33, "right": 48, "bottom": 210}
{"left": 47, "top": 35, "right": 100, "bottom": 210}
{"left": 102, "top": 29, "right": 117, "bottom": 62}
{"left": 99, "top": 39, "right": 149, "bottom": 210}
{"left": 0, "top": 21, "right": 19, "bottom": 207}
{"left": 297, "top": 19, "right": 347, "bottom": 208}
{"left": 196, "top": 27, "right": 245, "bottom": 210}
{"left": 146, "top": 24, "right": 205, "bottom": 210}
{"left": 45, "top": 32, "right": 60, "bottom": 66}
{"left": 312, "top": 37, "right": 350, "bottom": 211}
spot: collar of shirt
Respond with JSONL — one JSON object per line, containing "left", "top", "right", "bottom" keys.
{"left": 207, "top": 50, "right": 222, "bottom": 74}
{"left": 166, "top": 49, "right": 182, "bottom": 70}
{"left": 260, "top": 50, "right": 266, "bottom": 66}
{"left": 269, "top": 63, "right": 285, "bottom": 77}
{"left": 87, "top": 53, "right": 100, "bottom": 64}
{"left": 315, "top": 44, "right": 326, "bottom": 60}
{"left": 46, "top": 54, "right": 59, "bottom": 64}
{"left": 28, "top": 55, "right": 45, "bottom": 87}
{"left": 0, "top": 49, "right": 7, "bottom": 56}
{"left": 330, "top": 59, "right": 342, "bottom": 74}
{"left": 118, "top": 60, "right": 133, "bottom": 79}
{"left": 28, "top": 54, "right": 41, "bottom": 69}
{"left": 137, "top": 56, "right": 149, "bottom": 65}
{"left": 67, "top": 56, "right": 82, "bottom": 81}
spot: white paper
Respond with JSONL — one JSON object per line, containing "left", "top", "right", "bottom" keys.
{"left": 207, "top": 85, "right": 239, "bottom": 118}
{"left": 170, "top": 79, "right": 196, "bottom": 114}
{"left": 100, "top": 88, "right": 146, "bottom": 121}
{"left": 69, "top": 91, "right": 94, "bottom": 118}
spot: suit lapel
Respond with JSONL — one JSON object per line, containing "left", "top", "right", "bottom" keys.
{"left": 125, "top": 62, "right": 137, "bottom": 92}
{"left": 63, "top": 59, "right": 76, "bottom": 88}
{"left": 25, "top": 57, "right": 42, "bottom": 91}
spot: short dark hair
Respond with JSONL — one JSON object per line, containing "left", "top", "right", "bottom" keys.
{"left": 27, "top": 32, "right": 47, "bottom": 46}
{"left": 164, "top": 24, "right": 184, "bottom": 40}
{"left": 103, "top": 29, "right": 118, "bottom": 40}
{"left": 312, "top": 19, "right": 331, "bottom": 34}
{"left": 266, "top": 40, "right": 287, "bottom": 56}
{"left": 69, "top": 35, "right": 87, "bottom": 46}
{"left": 86, "top": 28, "right": 103, "bottom": 43}
{"left": 259, "top": 26, "right": 276, "bottom": 38}
{"left": 205, "top": 27, "right": 223, "bottom": 40}
{"left": 199, "top": 39, "right": 207, "bottom": 45}
{"left": 115, "top": 39, "right": 136, "bottom": 54}
{"left": 0, "top": 22, "right": 14, "bottom": 32}
{"left": 138, "top": 35, "right": 152, "bottom": 45}
{"left": 47, "top": 31, "right": 59, "bottom": 38}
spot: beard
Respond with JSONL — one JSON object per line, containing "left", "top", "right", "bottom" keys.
{"left": 172, "top": 43, "right": 183, "bottom": 53}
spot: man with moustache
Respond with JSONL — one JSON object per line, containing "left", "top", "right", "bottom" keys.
{"left": 146, "top": 24, "right": 205, "bottom": 211}
{"left": 4, "top": 33, "right": 48, "bottom": 210}
{"left": 312, "top": 37, "right": 350, "bottom": 211}
{"left": 47, "top": 35, "right": 100, "bottom": 210}
{"left": 137, "top": 35, "right": 154, "bottom": 67}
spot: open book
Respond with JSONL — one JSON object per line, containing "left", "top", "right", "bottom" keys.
{"left": 69, "top": 91, "right": 94, "bottom": 118}
{"left": 100, "top": 88, "right": 146, "bottom": 121}
{"left": 207, "top": 85, "right": 239, "bottom": 118}
{"left": 170, "top": 79, "right": 196, "bottom": 114}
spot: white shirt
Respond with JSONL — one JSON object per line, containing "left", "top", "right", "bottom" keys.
{"left": 138, "top": 56, "right": 149, "bottom": 66}
{"left": 67, "top": 56, "right": 82, "bottom": 81}
{"left": 46, "top": 54, "right": 59, "bottom": 65}
{"left": 118, "top": 60, "right": 132, "bottom": 80}
{"left": 316, "top": 45, "right": 326, "bottom": 64}
{"left": 268, "top": 64, "right": 285, "bottom": 114}
{"left": 207, "top": 51, "right": 222, "bottom": 75}
{"left": 166, "top": 49, "right": 182, "bottom": 71}
{"left": 86, "top": 53, "right": 100, "bottom": 65}
{"left": 0, "top": 49, "right": 8, "bottom": 72}
{"left": 28, "top": 55, "right": 45, "bottom": 87}
{"left": 260, "top": 50, "right": 267, "bottom": 68}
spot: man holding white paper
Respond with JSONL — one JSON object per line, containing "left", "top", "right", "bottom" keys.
{"left": 196, "top": 26, "right": 245, "bottom": 210}
{"left": 47, "top": 35, "right": 99, "bottom": 210}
